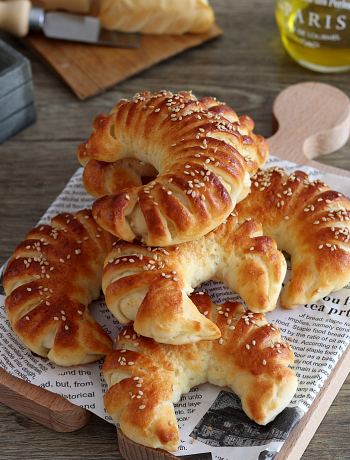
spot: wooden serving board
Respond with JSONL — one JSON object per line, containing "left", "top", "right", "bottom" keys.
{"left": 0, "top": 82, "right": 350, "bottom": 459}
{"left": 23, "top": 24, "right": 222, "bottom": 100}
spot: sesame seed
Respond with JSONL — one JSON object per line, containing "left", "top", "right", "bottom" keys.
{"left": 262, "top": 360, "right": 266, "bottom": 365}
{"left": 139, "top": 405, "right": 146, "bottom": 410}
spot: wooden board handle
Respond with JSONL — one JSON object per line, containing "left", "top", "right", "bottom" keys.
{"left": 0, "top": 368, "right": 91, "bottom": 432}
{"left": 117, "top": 428, "right": 177, "bottom": 460}
{"left": 0, "top": 0, "right": 31, "bottom": 37}
{"left": 268, "top": 82, "right": 350, "bottom": 177}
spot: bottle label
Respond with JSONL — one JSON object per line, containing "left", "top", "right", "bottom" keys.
{"left": 278, "top": 0, "right": 350, "bottom": 49}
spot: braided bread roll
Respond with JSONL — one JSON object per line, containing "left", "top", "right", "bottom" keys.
{"left": 3, "top": 209, "right": 117, "bottom": 366}
{"left": 103, "top": 293, "right": 297, "bottom": 451}
{"left": 236, "top": 167, "right": 350, "bottom": 309}
{"left": 99, "top": 0, "right": 215, "bottom": 35}
{"left": 102, "top": 214, "right": 286, "bottom": 344}
{"left": 84, "top": 90, "right": 268, "bottom": 246}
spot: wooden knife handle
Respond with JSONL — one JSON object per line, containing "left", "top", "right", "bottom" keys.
{"left": 0, "top": 0, "right": 31, "bottom": 37}
{"left": 31, "top": 0, "right": 92, "bottom": 13}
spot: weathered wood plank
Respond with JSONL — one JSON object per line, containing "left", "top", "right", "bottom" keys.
{"left": 0, "top": 0, "right": 350, "bottom": 458}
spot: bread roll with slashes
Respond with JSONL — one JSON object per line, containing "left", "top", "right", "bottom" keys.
{"left": 99, "top": 0, "right": 215, "bottom": 35}
{"left": 3, "top": 209, "right": 116, "bottom": 366}
{"left": 102, "top": 214, "right": 286, "bottom": 344}
{"left": 84, "top": 90, "right": 268, "bottom": 246}
{"left": 236, "top": 167, "right": 350, "bottom": 309}
{"left": 78, "top": 96, "right": 267, "bottom": 201}
{"left": 103, "top": 293, "right": 297, "bottom": 452}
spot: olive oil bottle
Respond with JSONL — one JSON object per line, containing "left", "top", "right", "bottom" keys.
{"left": 276, "top": 0, "right": 350, "bottom": 72}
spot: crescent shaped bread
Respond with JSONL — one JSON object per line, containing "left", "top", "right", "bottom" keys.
{"left": 98, "top": 0, "right": 215, "bottom": 35}
{"left": 102, "top": 293, "right": 297, "bottom": 452}
{"left": 78, "top": 97, "right": 267, "bottom": 201}
{"left": 235, "top": 167, "right": 350, "bottom": 309}
{"left": 3, "top": 209, "right": 117, "bottom": 366}
{"left": 102, "top": 214, "right": 286, "bottom": 344}
{"left": 84, "top": 90, "right": 268, "bottom": 246}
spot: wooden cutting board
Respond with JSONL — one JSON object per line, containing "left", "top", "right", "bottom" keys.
{"left": 23, "top": 24, "right": 222, "bottom": 100}
{"left": 0, "top": 82, "right": 350, "bottom": 458}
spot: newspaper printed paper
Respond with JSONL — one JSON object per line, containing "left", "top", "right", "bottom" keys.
{"left": 0, "top": 156, "right": 349, "bottom": 460}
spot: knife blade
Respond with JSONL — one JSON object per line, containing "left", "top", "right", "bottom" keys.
{"left": 0, "top": 0, "right": 140, "bottom": 48}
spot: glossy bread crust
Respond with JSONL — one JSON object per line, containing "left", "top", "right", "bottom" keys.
{"left": 236, "top": 167, "right": 350, "bottom": 309}
{"left": 102, "top": 214, "right": 286, "bottom": 344}
{"left": 103, "top": 293, "right": 297, "bottom": 451}
{"left": 3, "top": 209, "right": 117, "bottom": 365}
{"left": 81, "top": 90, "right": 268, "bottom": 246}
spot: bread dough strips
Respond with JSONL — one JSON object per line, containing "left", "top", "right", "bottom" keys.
{"left": 236, "top": 167, "right": 350, "bottom": 309}
{"left": 99, "top": 0, "right": 215, "bottom": 35}
{"left": 102, "top": 214, "right": 286, "bottom": 344}
{"left": 3, "top": 209, "right": 117, "bottom": 366}
{"left": 82, "top": 90, "right": 268, "bottom": 247}
{"left": 103, "top": 293, "right": 297, "bottom": 451}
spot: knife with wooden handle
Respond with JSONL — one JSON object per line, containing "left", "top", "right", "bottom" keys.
{"left": 0, "top": 0, "right": 140, "bottom": 47}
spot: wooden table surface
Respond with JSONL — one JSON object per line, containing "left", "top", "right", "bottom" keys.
{"left": 1, "top": 1, "right": 350, "bottom": 458}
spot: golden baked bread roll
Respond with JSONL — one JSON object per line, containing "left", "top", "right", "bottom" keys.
{"left": 99, "top": 0, "right": 215, "bottom": 35}
{"left": 236, "top": 167, "right": 350, "bottom": 309}
{"left": 78, "top": 96, "right": 268, "bottom": 201}
{"left": 103, "top": 293, "right": 297, "bottom": 451}
{"left": 83, "top": 90, "right": 268, "bottom": 246}
{"left": 3, "top": 209, "right": 117, "bottom": 366}
{"left": 102, "top": 214, "right": 286, "bottom": 343}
